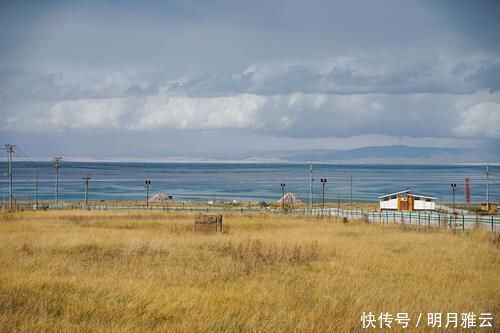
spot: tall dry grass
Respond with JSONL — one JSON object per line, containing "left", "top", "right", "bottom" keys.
{"left": 0, "top": 210, "right": 499, "bottom": 332}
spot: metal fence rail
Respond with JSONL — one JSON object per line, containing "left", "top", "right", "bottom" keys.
{"left": 302, "top": 208, "right": 500, "bottom": 233}
{"left": 3, "top": 201, "right": 499, "bottom": 232}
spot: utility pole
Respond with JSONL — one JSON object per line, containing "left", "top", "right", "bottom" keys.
{"left": 145, "top": 180, "right": 151, "bottom": 207}
{"left": 349, "top": 173, "right": 353, "bottom": 208}
{"left": 486, "top": 164, "right": 490, "bottom": 210}
{"left": 4, "top": 144, "right": 15, "bottom": 210}
{"left": 309, "top": 162, "right": 314, "bottom": 211}
{"left": 281, "top": 182, "right": 286, "bottom": 212}
{"left": 53, "top": 157, "right": 62, "bottom": 208}
{"left": 320, "top": 178, "right": 327, "bottom": 213}
{"left": 83, "top": 175, "right": 91, "bottom": 205}
{"left": 35, "top": 173, "right": 39, "bottom": 208}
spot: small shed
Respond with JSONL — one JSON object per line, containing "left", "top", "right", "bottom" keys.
{"left": 379, "top": 189, "right": 436, "bottom": 211}
{"left": 481, "top": 203, "right": 497, "bottom": 213}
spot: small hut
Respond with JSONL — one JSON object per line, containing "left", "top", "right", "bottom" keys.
{"left": 481, "top": 203, "right": 497, "bottom": 213}
{"left": 379, "top": 189, "right": 436, "bottom": 211}
{"left": 148, "top": 192, "right": 173, "bottom": 203}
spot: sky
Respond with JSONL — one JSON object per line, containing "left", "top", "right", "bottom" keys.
{"left": 0, "top": 0, "right": 499, "bottom": 162}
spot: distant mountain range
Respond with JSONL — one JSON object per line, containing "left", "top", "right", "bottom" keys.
{"left": 59, "top": 145, "right": 496, "bottom": 164}
{"left": 158, "top": 145, "right": 472, "bottom": 163}
{"left": 271, "top": 145, "right": 466, "bottom": 162}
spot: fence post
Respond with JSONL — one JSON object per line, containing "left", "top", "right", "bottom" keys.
{"left": 462, "top": 215, "right": 465, "bottom": 232}
{"left": 492, "top": 216, "right": 494, "bottom": 233}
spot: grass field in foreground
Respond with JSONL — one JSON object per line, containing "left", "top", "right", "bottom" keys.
{"left": 0, "top": 211, "right": 499, "bottom": 332}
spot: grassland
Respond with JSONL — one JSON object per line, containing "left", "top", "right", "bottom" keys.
{"left": 0, "top": 210, "right": 499, "bottom": 332}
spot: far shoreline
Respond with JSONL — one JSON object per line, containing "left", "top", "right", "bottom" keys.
{"left": 0, "top": 160, "right": 498, "bottom": 166}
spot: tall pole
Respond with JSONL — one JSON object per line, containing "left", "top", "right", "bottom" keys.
{"left": 465, "top": 177, "right": 470, "bottom": 209}
{"left": 451, "top": 183, "right": 457, "bottom": 215}
{"left": 145, "top": 180, "right": 151, "bottom": 207}
{"left": 83, "top": 175, "right": 90, "bottom": 205}
{"left": 320, "top": 178, "right": 327, "bottom": 212}
{"left": 4, "top": 144, "right": 15, "bottom": 210}
{"left": 453, "top": 187, "right": 455, "bottom": 214}
{"left": 35, "top": 173, "right": 39, "bottom": 208}
{"left": 281, "top": 183, "right": 286, "bottom": 212}
{"left": 486, "top": 164, "right": 490, "bottom": 210}
{"left": 323, "top": 182, "right": 325, "bottom": 210}
{"left": 309, "top": 162, "right": 313, "bottom": 211}
{"left": 350, "top": 173, "right": 353, "bottom": 207}
{"left": 53, "top": 157, "right": 62, "bottom": 208}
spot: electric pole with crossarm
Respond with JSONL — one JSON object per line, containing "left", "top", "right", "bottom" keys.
{"left": 3, "top": 144, "right": 16, "bottom": 210}
{"left": 53, "top": 157, "right": 62, "bottom": 208}
{"left": 83, "top": 175, "right": 91, "bottom": 205}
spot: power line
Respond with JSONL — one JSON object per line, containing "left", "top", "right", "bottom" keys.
{"left": 12, "top": 146, "right": 30, "bottom": 160}
{"left": 13, "top": 146, "right": 42, "bottom": 209}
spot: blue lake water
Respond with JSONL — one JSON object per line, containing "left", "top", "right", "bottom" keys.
{"left": 0, "top": 162, "right": 498, "bottom": 204}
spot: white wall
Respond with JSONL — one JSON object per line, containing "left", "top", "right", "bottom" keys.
{"left": 414, "top": 199, "right": 435, "bottom": 211}
{"left": 380, "top": 198, "right": 398, "bottom": 210}
{"left": 380, "top": 198, "right": 435, "bottom": 210}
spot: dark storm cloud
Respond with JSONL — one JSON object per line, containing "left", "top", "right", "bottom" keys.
{"left": 179, "top": 57, "right": 500, "bottom": 96}
{"left": 0, "top": 0, "right": 499, "bottom": 159}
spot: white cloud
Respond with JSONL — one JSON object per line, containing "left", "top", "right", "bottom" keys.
{"left": 454, "top": 102, "right": 500, "bottom": 138}
{"left": 49, "top": 98, "right": 135, "bottom": 129}
{"left": 39, "top": 90, "right": 500, "bottom": 142}
{"left": 47, "top": 94, "right": 266, "bottom": 131}
{"left": 135, "top": 94, "right": 265, "bottom": 130}
{"left": 2, "top": 59, "right": 500, "bottom": 143}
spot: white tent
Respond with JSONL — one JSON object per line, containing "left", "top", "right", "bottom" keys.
{"left": 277, "top": 192, "right": 303, "bottom": 204}
{"left": 148, "top": 192, "right": 173, "bottom": 202}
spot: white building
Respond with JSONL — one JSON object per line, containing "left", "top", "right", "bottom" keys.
{"left": 379, "top": 189, "right": 436, "bottom": 211}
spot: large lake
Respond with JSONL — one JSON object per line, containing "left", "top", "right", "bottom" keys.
{"left": 0, "top": 162, "right": 497, "bottom": 204}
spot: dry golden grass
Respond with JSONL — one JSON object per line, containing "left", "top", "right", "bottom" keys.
{"left": 0, "top": 210, "right": 499, "bottom": 332}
